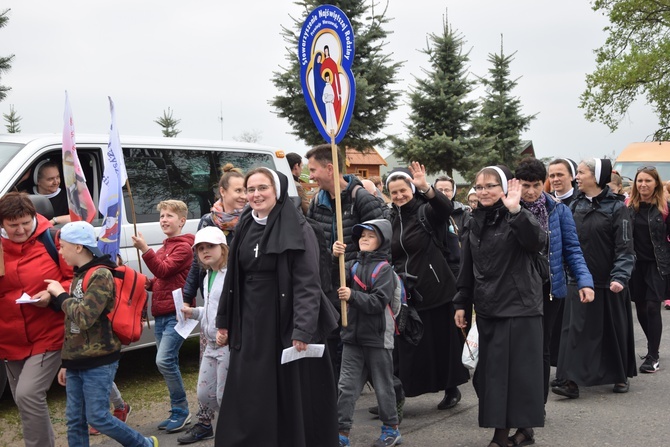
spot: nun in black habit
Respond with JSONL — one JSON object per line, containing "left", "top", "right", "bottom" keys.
{"left": 553, "top": 158, "right": 637, "bottom": 399}
{"left": 454, "top": 166, "right": 546, "bottom": 447}
{"left": 215, "top": 167, "right": 339, "bottom": 447}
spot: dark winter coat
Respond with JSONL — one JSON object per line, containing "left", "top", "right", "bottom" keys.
{"left": 628, "top": 201, "right": 670, "bottom": 276}
{"left": 143, "top": 233, "right": 195, "bottom": 316}
{"left": 454, "top": 202, "right": 546, "bottom": 319}
{"left": 389, "top": 191, "right": 456, "bottom": 310}
{"left": 341, "top": 219, "right": 396, "bottom": 349}
{"left": 544, "top": 192, "right": 594, "bottom": 298}
{"left": 307, "top": 175, "right": 384, "bottom": 264}
{"left": 569, "top": 187, "right": 635, "bottom": 288}
{"left": 451, "top": 201, "right": 471, "bottom": 239}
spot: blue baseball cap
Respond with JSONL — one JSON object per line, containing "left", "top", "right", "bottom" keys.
{"left": 59, "top": 221, "right": 104, "bottom": 257}
{"left": 352, "top": 222, "right": 384, "bottom": 245}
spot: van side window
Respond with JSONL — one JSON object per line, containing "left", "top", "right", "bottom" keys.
{"left": 123, "top": 148, "right": 274, "bottom": 223}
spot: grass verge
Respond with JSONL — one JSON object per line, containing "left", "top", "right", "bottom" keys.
{"left": 0, "top": 337, "right": 200, "bottom": 447}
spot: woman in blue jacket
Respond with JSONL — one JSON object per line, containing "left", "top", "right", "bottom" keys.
{"left": 515, "top": 158, "right": 594, "bottom": 413}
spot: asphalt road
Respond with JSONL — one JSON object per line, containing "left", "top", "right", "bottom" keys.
{"left": 97, "top": 306, "right": 670, "bottom": 447}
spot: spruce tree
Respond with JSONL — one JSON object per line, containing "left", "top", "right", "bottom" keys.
{"left": 0, "top": 9, "right": 14, "bottom": 103}
{"left": 271, "top": 0, "right": 402, "bottom": 150}
{"left": 468, "top": 37, "right": 535, "bottom": 178}
{"left": 154, "top": 107, "right": 181, "bottom": 137}
{"left": 391, "top": 16, "right": 478, "bottom": 178}
{"left": 3, "top": 104, "right": 21, "bottom": 133}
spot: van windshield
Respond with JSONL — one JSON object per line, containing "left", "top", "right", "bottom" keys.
{"left": 613, "top": 162, "right": 670, "bottom": 184}
{"left": 0, "top": 143, "right": 24, "bottom": 170}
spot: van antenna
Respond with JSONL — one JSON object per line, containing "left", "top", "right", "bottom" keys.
{"left": 218, "top": 101, "right": 224, "bottom": 140}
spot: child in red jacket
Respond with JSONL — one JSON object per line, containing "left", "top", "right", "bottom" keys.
{"left": 132, "top": 200, "right": 195, "bottom": 434}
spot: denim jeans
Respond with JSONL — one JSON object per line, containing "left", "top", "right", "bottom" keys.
{"left": 66, "top": 362, "right": 150, "bottom": 447}
{"left": 154, "top": 314, "right": 188, "bottom": 410}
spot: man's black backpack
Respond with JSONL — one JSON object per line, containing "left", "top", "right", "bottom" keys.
{"left": 417, "top": 204, "right": 461, "bottom": 266}
{"left": 305, "top": 216, "right": 333, "bottom": 295}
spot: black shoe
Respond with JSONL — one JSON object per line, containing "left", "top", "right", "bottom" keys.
{"left": 613, "top": 380, "right": 629, "bottom": 394}
{"left": 551, "top": 381, "right": 579, "bottom": 399}
{"left": 368, "top": 405, "right": 379, "bottom": 415}
{"left": 640, "top": 355, "right": 660, "bottom": 373}
{"left": 550, "top": 377, "right": 566, "bottom": 388}
{"left": 437, "top": 387, "right": 461, "bottom": 410}
{"left": 177, "top": 423, "right": 214, "bottom": 444}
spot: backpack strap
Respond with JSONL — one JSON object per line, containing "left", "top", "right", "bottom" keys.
{"left": 350, "top": 184, "right": 362, "bottom": 215}
{"left": 417, "top": 204, "right": 448, "bottom": 253}
{"left": 39, "top": 228, "right": 60, "bottom": 266}
{"left": 350, "top": 260, "right": 388, "bottom": 291}
{"left": 449, "top": 216, "right": 459, "bottom": 236}
{"left": 370, "top": 261, "right": 389, "bottom": 283}
{"left": 351, "top": 262, "right": 367, "bottom": 290}
{"left": 82, "top": 265, "right": 107, "bottom": 291}
{"left": 82, "top": 265, "right": 115, "bottom": 316}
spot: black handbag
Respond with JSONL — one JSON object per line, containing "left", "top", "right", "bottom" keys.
{"left": 396, "top": 303, "right": 424, "bottom": 346}
{"left": 533, "top": 251, "right": 550, "bottom": 284}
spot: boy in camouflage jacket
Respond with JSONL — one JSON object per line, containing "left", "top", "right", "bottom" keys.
{"left": 46, "top": 221, "right": 158, "bottom": 447}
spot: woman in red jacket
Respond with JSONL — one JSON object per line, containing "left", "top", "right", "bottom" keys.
{"left": 0, "top": 192, "right": 73, "bottom": 447}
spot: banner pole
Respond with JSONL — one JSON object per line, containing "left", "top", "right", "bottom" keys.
{"left": 125, "top": 179, "right": 142, "bottom": 275}
{"left": 330, "top": 133, "right": 347, "bottom": 327}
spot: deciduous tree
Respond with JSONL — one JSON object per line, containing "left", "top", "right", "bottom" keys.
{"left": 234, "top": 129, "right": 262, "bottom": 143}
{"left": 580, "top": 0, "right": 670, "bottom": 140}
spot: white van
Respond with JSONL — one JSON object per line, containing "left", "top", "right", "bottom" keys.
{"left": 0, "top": 133, "right": 297, "bottom": 344}
{"left": 0, "top": 133, "right": 300, "bottom": 398}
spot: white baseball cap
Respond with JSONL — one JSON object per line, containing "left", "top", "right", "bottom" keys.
{"left": 193, "top": 226, "right": 227, "bottom": 248}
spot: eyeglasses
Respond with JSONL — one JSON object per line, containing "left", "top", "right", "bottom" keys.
{"left": 246, "top": 184, "right": 272, "bottom": 194}
{"left": 473, "top": 184, "right": 501, "bottom": 192}
{"left": 436, "top": 188, "right": 453, "bottom": 194}
{"left": 637, "top": 166, "right": 657, "bottom": 172}
{"left": 468, "top": 200, "right": 479, "bottom": 206}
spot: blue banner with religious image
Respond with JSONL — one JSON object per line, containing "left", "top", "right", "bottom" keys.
{"left": 299, "top": 5, "right": 356, "bottom": 144}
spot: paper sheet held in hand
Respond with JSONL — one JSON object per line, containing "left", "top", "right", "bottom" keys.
{"left": 280, "top": 344, "right": 325, "bottom": 364}
{"left": 16, "top": 293, "right": 40, "bottom": 304}
{"left": 172, "top": 289, "right": 198, "bottom": 339}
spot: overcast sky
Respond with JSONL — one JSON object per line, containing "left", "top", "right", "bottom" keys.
{"left": 0, "top": 1, "right": 657, "bottom": 163}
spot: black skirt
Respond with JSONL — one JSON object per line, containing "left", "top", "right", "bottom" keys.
{"left": 396, "top": 302, "right": 469, "bottom": 397}
{"left": 473, "top": 315, "right": 544, "bottom": 429}
{"left": 630, "top": 261, "right": 666, "bottom": 303}
{"left": 557, "top": 285, "right": 637, "bottom": 386}
{"left": 215, "top": 223, "right": 338, "bottom": 447}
